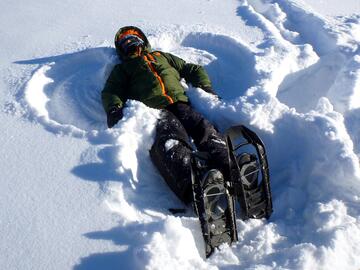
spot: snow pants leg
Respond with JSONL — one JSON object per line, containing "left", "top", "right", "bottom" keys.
{"left": 150, "top": 102, "right": 229, "bottom": 204}
{"left": 150, "top": 110, "right": 194, "bottom": 204}
{"left": 166, "top": 102, "right": 229, "bottom": 171}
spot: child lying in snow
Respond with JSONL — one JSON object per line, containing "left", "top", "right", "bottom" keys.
{"left": 101, "top": 26, "right": 227, "bottom": 203}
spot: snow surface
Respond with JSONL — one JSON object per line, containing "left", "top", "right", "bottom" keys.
{"left": 1, "top": 0, "right": 360, "bottom": 269}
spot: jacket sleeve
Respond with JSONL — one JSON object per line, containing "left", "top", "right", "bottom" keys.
{"left": 101, "top": 65, "right": 128, "bottom": 113}
{"left": 161, "top": 52, "right": 212, "bottom": 90}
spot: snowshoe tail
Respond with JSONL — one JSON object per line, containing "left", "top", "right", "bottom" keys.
{"left": 191, "top": 154, "right": 238, "bottom": 258}
{"left": 226, "top": 125, "right": 273, "bottom": 220}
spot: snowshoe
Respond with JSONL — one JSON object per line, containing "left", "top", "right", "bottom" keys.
{"left": 191, "top": 153, "right": 237, "bottom": 258}
{"left": 225, "top": 125, "right": 273, "bottom": 219}
{"left": 190, "top": 124, "right": 273, "bottom": 258}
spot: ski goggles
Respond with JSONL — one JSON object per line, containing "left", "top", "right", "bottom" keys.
{"left": 117, "top": 35, "right": 144, "bottom": 54}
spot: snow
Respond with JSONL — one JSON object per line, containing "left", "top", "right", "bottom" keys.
{"left": 164, "top": 139, "right": 180, "bottom": 152}
{"left": 1, "top": 0, "right": 360, "bottom": 269}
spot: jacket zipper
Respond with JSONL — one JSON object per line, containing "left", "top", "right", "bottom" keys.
{"left": 143, "top": 53, "right": 174, "bottom": 104}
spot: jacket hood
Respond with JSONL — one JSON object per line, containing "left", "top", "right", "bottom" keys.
{"left": 114, "top": 26, "right": 151, "bottom": 60}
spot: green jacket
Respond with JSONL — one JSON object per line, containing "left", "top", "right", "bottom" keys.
{"left": 101, "top": 26, "right": 212, "bottom": 113}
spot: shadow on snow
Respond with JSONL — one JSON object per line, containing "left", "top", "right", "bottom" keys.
{"left": 182, "top": 32, "right": 257, "bottom": 100}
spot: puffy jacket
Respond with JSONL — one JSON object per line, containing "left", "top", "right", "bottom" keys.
{"left": 101, "top": 26, "right": 212, "bottom": 113}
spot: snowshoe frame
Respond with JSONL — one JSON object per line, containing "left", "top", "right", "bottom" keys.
{"left": 190, "top": 152, "right": 238, "bottom": 258}
{"left": 226, "top": 125, "right": 273, "bottom": 219}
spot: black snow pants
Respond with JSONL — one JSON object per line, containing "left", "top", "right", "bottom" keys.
{"left": 150, "top": 102, "right": 229, "bottom": 204}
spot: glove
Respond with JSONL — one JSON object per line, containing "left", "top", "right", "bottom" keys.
{"left": 107, "top": 105, "right": 123, "bottom": 128}
{"left": 202, "top": 86, "right": 222, "bottom": 100}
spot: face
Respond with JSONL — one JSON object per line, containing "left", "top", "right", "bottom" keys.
{"left": 117, "top": 35, "right": 144, "bottom": 56}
